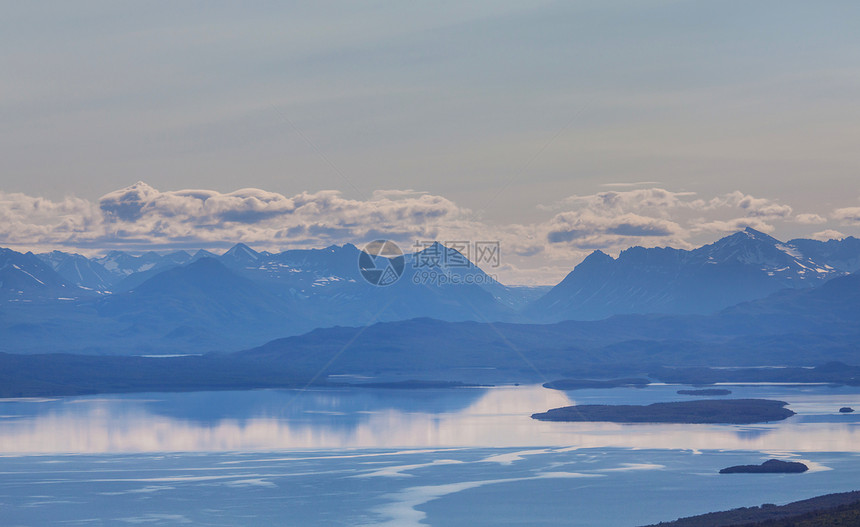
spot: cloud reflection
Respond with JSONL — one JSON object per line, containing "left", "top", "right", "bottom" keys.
{"left": 1, "top": 386, "right": 859, "bottom": 454}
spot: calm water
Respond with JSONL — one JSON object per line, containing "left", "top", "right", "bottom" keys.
{"left": 1, "top": 384, "right": 859, "bottom": 525}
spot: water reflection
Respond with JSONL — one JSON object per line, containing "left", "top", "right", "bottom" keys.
{"left": 0, "top": 385, "right": 858, "bottom": 454}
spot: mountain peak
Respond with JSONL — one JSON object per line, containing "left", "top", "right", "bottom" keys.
{"left": 711, "top": 227, "right": 781, "bottom": 248}
{"left": 553, "top": 249, "right": 613, "bottom": 279}
{"left": 742, "top": 226, "right": 771, "bottom": 239}
{"left": 581, "top": 249, "right": 613, "bottom": 264}
{"left": 223, "top": 242, "right": 259, "bottom": 260}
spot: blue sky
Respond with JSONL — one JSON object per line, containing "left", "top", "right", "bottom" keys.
{"left": 2, "top": 2, "right": 860, "bottom": 283}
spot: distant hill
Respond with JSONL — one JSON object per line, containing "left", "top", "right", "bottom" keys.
{"left": 641, "top": 491, "right": 860, "bottom": 527}
{"left": 235, "top": 270, "right": 860, "bottom": 379}
{"left": 724, "top": 271, "right": 860, "bottom": 322}
{"left": 93, "top": 257, "right": 316, "bottom": 352}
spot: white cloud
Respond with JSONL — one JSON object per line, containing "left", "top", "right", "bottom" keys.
{"left": 0, "top": 190, "right": 102, "bottom": 245}
{"left": 1, "top": 182, "right": 477, "bottom": 252}
{"left": 794, "top": 213, "right": 827, "bottom": 225}
{"left": 552, "top": 188, "right": 697, "bottom": 216}
{"left": 692, "top": 217, "right": 776, "bottom": 234}
{"left": 833, "top": 206, "right": 860, "bottom": 225}
{"left": 810, "top": 229, "right": 845, "bottom": 241}
{"left": 528, "top": 188, "right": 702, "bottom": 266}
{"left": 98, "top": 182, "right": 478, "bottom": 249}
{"left": 704, "top": 191, "right": 792, "bottom": 218}
{"left": 546, "top": 211, "right": 685, "bottom": 244}
{"left": 538, "top": 187, "right": 795, "bottom": 254}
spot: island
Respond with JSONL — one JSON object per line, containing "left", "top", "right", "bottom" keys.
{"left": 543, "top": 378, "right": 650, "bottom": 390}
{"left": 839, "top": 406, "right": 855, "bottom": 413}
{"left": 719, "top": 459, "right": 808, "bottom": 474}
{"left": 531, "top": 399, "right": 795, "bottom": 424}
{"left": 677, "top": 388, "right": 732, "bottom": 396}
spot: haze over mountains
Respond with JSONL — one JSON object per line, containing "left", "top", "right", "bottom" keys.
{"left": 243, "top": 269, "right": 860, "bottom": 382}
{"left": 1, "top": 228, "right": 859, "bottom": 357}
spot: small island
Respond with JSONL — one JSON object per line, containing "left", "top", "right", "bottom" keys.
{"left": 720, "top": 459, "right": 808, "bottom": 474}
{"left": 839, "top": 406, "right": 855, "bottom": 413}
{"left": 543, "top": 378, "right": 650, "bottom": 390}
{"left": 531, "top": 399, "right": 795, "bottom": 424}
{"left": 677, "top": 388, "right": 732, "bottom": 396}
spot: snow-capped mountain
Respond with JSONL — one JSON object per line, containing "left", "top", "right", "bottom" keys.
{"left": 1, "top": 248, "right": 81, "bottom": 300}
{"left": 695, "top": 228, "right": 839, "bottom": 286}
{"left": 37, "top": 251, "right": 115, "bottom": 291}
{"left": 217, "top": 243, "right": 363, "bottom": 293}
{"left": 785, "top": 236, "right": 860, "bottom": 274}
{"left": 215, "top": 241, "right": 515, "bottom": 324}
{"left": 1, "top": 242, "right": 518, "bottom": 353}
{"left": 95, "top": 250, "right": 192, "bottom": 280}
{"left": 529, "top": 227, "right": 853, "bottom": 321}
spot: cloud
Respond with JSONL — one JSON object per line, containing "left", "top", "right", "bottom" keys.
{"left": 833, "top": 207, "right": 860, "bottom": 225}
{"left": 538, "top": 189, "right": 693, "bottom": 257}
{"left": 539, "top": 188, "right": 797, "bottom": 248}
{"left": 547, "top": 211, "right": 683, "bottom": 244}
{"left": 99, "top": 182, "right": 163, "bottom": 222}
{"left": 0, "top": 190, "right": 102, "bottom": 245}
{"left": 692, "top": 217, "right": 776, "bottom": 234}
{"left": 552, "top": 188, "right": 698, "bottom": 215}
{"left": 810, "top": 229, "right": 845, "bottom": 241}
{"left": 794, "top": 213, "right": 827, "bottom": 225}
{"left": 530, "top": 188, "right": 798, "bottom": 254}
{"left": 704, "top": 191, "right": 792, "bottom": 218}
{"left": 1, "top": 182, "right": 476, "bottom": 252}
{"left": 100, "top": 183, "right": 472, "bottom": 246}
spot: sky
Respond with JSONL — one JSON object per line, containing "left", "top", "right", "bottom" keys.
{"left": 2, "top": 1, "right": 860, "bottom": 284}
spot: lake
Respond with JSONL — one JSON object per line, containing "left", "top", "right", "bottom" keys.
{"left": 1, "top": 383, "right": 859, "bottom": 525}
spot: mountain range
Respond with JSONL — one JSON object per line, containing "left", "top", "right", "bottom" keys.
{"left": 530, "top": 228, "right": 859, "bottom": 321}
{"left": 1, "top": 248, "right": 79, "bottom": 300}
{"left": 1, "top": 228, "right": 858, "bottom": 355}
{"left": 4, "top": 267, "right": 859, "bottom": 395}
